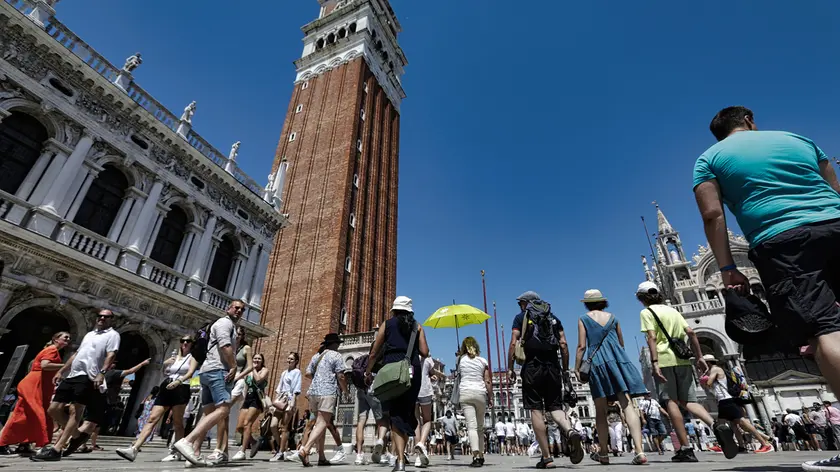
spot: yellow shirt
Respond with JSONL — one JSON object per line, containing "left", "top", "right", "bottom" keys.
{"left": 640, "top": 304, "right": 691, "bottom": 368}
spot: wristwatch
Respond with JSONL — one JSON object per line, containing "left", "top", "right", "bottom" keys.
{"left": 99, "top": 369, "right": 107, "bottom": 375}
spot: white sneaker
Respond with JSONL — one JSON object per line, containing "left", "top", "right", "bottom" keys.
{"left": 330, "top": 448, "right": 347, "bottom": 464}
{"left": 270, "top": 451, "right": 285, "bottom": 462}
{"left": 205, "top": 450, "right": 228, "bottom": 466}
{"left": 355, "top": 453, "right": 367, "bottom": 465}
{"left": 287, "top": 451, "right": 302, "bottom": 463}
{"left": 231, "top": 450, "right": 246, "bottom": 461}
{"left": 414, "top": 455, "right": 422, "bottom": 468}
{"left": 388, "top": 452, "right": 396, "bottom": 467}
{"left": 184, "top": 454, "right": 203, "bottom": 468}
{"left": 172, "top": 439, "right": 201, "bottom": 466}
{"left": 416, "top": 444, "right": 430, "bottom": 467}
{"left": 372, "top": 440, "right": 384, "bottom": 464}
{"left": 115, "top": 446, "right": 137, "bottom": 462}
{"left": 161, "top": 452, "right": 181, "bottom": 462}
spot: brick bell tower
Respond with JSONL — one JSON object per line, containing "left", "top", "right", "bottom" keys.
{"left": 260, "top": 0, "right": 406, "bottom": 385}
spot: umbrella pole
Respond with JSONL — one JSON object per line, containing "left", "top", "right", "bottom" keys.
{"left": 453, "top": 299, "right": 461, "bottom": 349}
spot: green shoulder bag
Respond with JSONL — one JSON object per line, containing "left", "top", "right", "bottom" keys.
{"left": 372, "top": 323, "right": 418, "bottom": 401}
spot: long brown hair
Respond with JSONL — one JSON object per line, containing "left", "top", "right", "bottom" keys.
{"left": 460, "top": 337, "right": 480, "bottom": 359}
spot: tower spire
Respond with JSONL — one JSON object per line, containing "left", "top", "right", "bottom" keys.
{"left": 653, "top": 201, "right": 673, "bottom": 234}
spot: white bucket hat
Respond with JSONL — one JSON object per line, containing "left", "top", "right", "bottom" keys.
{"left": 391, "top": 296, "right": 413, "bottom": 313}
{"left": 581, "top": 289, "right": 607, "bottom": 303}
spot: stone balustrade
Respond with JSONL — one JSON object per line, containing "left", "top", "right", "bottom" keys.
{"left": 672, "top": 298, "right": 724, "bottom": 316}
{"left": 674, "top": 279, "right": 695, "bottom": 289}
{"left": 340, "top": 331, "right": 375, "bottom": 346}
{"left": 6, "top": 0, "right": 265, "bottom": 198}
{"left": 201, "top": 284, "right": 233, "bottom": 311}
{"left": 56, "top": 221, "right": 121, "bottom": 264}
{"left": 138, "top": 258, "right": 187, "bottom": 292}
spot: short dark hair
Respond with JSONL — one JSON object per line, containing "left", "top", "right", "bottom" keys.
{"left": 636, "top": 291, "right": 664, "bottom": 306}
{"left": 710, "top": 106, "right": 753, "bottom": 141}
{"left": 584, "top": 301, "right": 609, "bottom": 311}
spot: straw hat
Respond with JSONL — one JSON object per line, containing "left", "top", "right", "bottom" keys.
{"left": 581, "top": 289, "right": 607, "bottom": 303}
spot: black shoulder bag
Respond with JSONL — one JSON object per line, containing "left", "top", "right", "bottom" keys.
{"left": 579, "top": 316, "right": 615, "bottom": 384}
{"left": 647, "top": 307, "right": 693, "bottom": 360}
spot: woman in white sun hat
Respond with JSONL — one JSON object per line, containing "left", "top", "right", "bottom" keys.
{"left": 574, "top": 289, "right": 648, "bottom": 466}
{"left": 366, "top": 296, "right": 429, "bottom": 472}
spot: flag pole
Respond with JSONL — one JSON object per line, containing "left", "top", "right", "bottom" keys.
{"left": 481, "top": 270, "right": 495, "bottom": 423}
{"left": 492, "top": 300, "right": 504, "bottom": 417}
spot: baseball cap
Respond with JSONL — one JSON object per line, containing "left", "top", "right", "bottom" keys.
{"left": 636, "top": 281, "right": 659, "bottom": 294}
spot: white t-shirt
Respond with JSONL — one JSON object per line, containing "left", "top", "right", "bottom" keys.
{"left": 457, "top": 355, "right": 488, "bottom": 393}
{"left": 276, "top": 368, "right": 302, "bottom": 398}
{"left": 516, "top": 423, "right": 531, "bottom": 438}
{"left": 419, "top": 357, "right": 435, "bottom": 398}
{"left": 495, "top": 421, "right": 505, "bottom": 436}
{"left": 505, "top": 421, "right": 515, "bottom": 437}
{"left": 68, "top": 328, "right": 121, "bottom": 380}
{"left": 638, "top": 398, "right": 662, "bottom": 421}
{"left": 784, "top": 413, "right": 803, "bottom": 427}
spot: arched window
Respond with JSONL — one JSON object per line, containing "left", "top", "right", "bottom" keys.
{"left": 73, "top": 165, "right": 128, "bottom": 237}
{"left": 0, "top": 111, "right": 48, "bottom": 195}
{"left": 207, "top": 235, "right": 236, "bottom": 292}
{"left": 149, "top": 206, "right": 188, "bottom": 268}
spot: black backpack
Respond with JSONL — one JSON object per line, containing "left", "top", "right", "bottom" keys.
{"left": 351, "top": 354, "right": 369, "bottom": 390}
{"left": 190, "top": 322, "right": 213, "bottom": 364}
{"left": 524, "top": 300, "right": 561, "bottom": 352}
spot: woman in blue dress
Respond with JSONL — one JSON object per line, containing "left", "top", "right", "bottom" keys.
{"left": 573, "top": 290, "right": 648, "bottom": 466}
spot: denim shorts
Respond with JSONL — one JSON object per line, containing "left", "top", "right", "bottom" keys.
{"left": 200, "top": 369, "right": 233, "bottom": 407}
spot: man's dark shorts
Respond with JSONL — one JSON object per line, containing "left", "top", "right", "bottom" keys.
{"left": 521, "top": 358, "right": 564, "bottom": 412}
{"left": 749, "top": 218, "right": 840, "bottom": 346}
{"left": 53, "top": 375, "right": 96, "bottom": 407}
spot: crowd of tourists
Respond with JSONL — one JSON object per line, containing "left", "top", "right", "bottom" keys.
{"left": 0, "top": 105, "right": 839, "bottom": 472}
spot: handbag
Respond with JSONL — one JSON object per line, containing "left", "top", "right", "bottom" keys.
{"left": 579, "top": 316, "right": 615, "bottom": 384}
{"left": 513, "top": 311, "right": 528, "bottom": 365}
{"left": 647, "top": 307, "right": 693, "bottom": 360}
{"left": 372, "top": 323, "right": 418, "bottom": 401}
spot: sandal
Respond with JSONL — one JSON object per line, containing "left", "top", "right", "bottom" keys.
{"left": 631, "top": 453, "right": 648, "bottom": 465}
{"left": 297, "top": 448, "right": 311, "bottom": 467}
{"left": 590, "top": 452, "right": 609, "bottom": 465}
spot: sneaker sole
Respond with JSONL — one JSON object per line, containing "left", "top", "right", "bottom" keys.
{"left": 567, "top": 433, "right": 584, "bottom": 465}
{"left": 172, "top": 442, "right": 201, "bottom": 466}
{"left": 115, "top": 450, "right": 136, "bottom": 462}
{"left": 714, "top": 422, "right": 738, "bottom": 460}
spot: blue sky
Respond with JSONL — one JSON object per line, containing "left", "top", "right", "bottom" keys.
{"left": 56, "top": 1, "right": 840, "bottom": 372}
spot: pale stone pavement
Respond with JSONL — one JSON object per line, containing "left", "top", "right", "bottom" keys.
{"left": 0, "top": 450, "right": 829, "bottom": 472}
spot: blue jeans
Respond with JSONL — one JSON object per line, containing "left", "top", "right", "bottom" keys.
{"left": 200, "top": 369, "right": 233, "bottom": 407}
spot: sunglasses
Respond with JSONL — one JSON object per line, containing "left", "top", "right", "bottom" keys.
{"left": 97, "top": 314, "right": 113, "bottom": 319}
{"left": 180, "top": 339, "right": 193, "bottom": 344}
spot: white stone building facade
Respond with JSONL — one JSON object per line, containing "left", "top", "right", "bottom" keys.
{"left": 640, "top": 204, "right": 836, "bottom": 427}
{"left": 0, "top": 1, "right": 287, "bottom": 434}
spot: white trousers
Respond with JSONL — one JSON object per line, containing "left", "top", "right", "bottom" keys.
{"left": 459, "top": 390, "right": 486, "bottom": 454}
{"left": 609, "top": 421, "right": 624, "bottom": 452}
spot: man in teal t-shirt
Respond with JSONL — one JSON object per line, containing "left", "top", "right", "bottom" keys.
{"left": 693, "top": 105, "right": 840, "bottom": 472}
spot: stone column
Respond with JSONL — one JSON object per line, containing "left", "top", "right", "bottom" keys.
{"left": 14, "top": 139, "right": 67, "bottom": 201}
{"left": 27, "top": 134, "right": 94, "bottom": 237}
{"left": 116, "top": 188, "right": 146, "bottom": 246}
{"left": 143, "top": 208, "right": 167, "bottom": 256}
{"left": 105, "top": 189, "right": 139, "bottom": 242}
{"left": 249, "top": 247, "right": 270, "bottom": 307}
{"left": 57, "top": 164, "right": 95, "bottom": 219}
{"left": 41, "top": 134, "right": 95, "bottom": 214}
{"left": 184, "top": 214, "right": 217, "bottom": 298}
{"left": 235, "top": 242, "right": 260, "bottom": 301}
{"left": 119, "top": 179, "right": 164, "bottom": 272}
{"left": 225, "top": 255, "right": 245, "bottom": 294}
{"left": 174, "top": 225, "right": 200, "bottom": 274}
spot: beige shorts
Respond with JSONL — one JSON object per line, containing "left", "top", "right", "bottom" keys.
{"left": 309, "top": 395, "right": 337, "bottom": 414}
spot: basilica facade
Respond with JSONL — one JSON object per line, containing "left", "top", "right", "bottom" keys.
{"left": 0, "top": 0, "right": 286, "bottom": 433}
{"left": 639, "top": 205, "right": 836, "bottom": 427}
